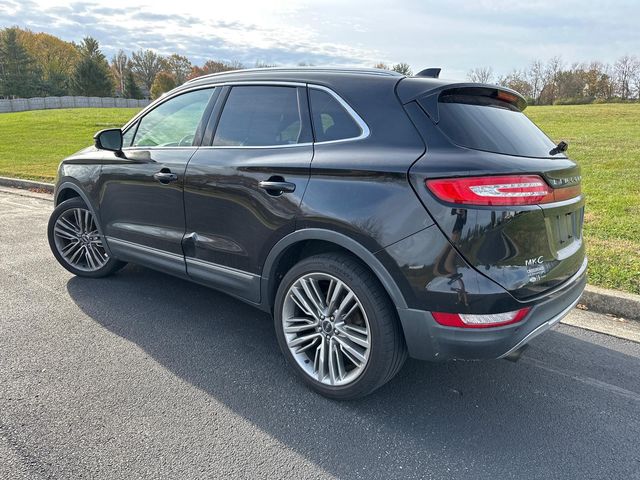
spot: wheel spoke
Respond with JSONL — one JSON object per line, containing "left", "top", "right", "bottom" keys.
{"left": 59, "top": 216, "right": 80, "bottom": 234}
{"left": 334, "top": 291, "right": 355, "bottom": 319}
{"left": 342, "top": 301, "right": 359, "bottom": 320}
{"left": 54, "top": 225, "right": 78, "bottom": 241}
{"left": 326, "top": 280, "right": 343, "bottom": 312}
{"left": 60, "top": 240, "right": 81, "bottom": 257}
{"left": 290, "top": 286, "right": 319, "bottom": 319}
{"left": 335, "top": 336, "right": 366, "bottom": 366}
{"left": 68, "top": 243, "right": 85, "bottom": 264}
{"left": 294, "top": 337, "right": 320, "bottom": 354}
{"left": 73, "top": 209, "right": 83, "bottom": 232}
{"left": 328, "top": 339, "right": 345, "bottom": 385}
{"left": 316, "top": 338, "right": 327, "bottom": 381}
{"left": 287, "top": 332, "right": 321, "bottom": 349}
{"left": 84, "top": 209, "right": 91, "bottom": 233}
{"left": 300, "top": 278, "right": 325, "bottom": 315}
{"left": 336, "top": 324, "right": 369, "bottom": 349}
{"left": 84, "top": 246, "right": 96, "bottom": 269}
{"left": 308, "top": 277, "right": 327, "bottom": 310}
{"left": 87, "top": 244, "right": 103, "bottom": 268}
{"left": 284, "top": 318, "right": 318, "bottom": 333}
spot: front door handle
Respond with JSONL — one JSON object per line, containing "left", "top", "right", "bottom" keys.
{"left": 153, "top": 170, "right": 178, "bottom": 184}
{"left": 258, "top": 179, "right": 296, "bottom": 195}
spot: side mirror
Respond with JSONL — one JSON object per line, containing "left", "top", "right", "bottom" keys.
{"left": 94, "top": 128, "right": 123, "bottom": 154}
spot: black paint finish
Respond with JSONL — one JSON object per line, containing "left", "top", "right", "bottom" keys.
{"left": 52, "top": 68, "right": 586, "bottom": 361}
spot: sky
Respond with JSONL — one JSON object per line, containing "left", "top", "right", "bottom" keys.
{"left": 1, "top": 0, "right": 638, "bottom": 80}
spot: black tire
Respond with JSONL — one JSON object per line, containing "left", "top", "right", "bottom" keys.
{"left": 47, "top": 197, "right": 126, "bottom": 278}
{"left": 274, "top": 253, "right": 407, "bottom": 400}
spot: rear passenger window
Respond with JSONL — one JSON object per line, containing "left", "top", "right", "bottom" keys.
{"left": 214, "top": 86, "right": 301, "bottom": 146}
{"left": 309, "top": 89, "right": 362, "bottom": 142}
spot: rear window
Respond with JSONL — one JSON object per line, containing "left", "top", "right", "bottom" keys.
{"left": 434, "top": 89, "right": 559, "bottom": 158}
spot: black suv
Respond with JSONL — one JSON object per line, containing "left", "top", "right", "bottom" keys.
{"left": 48, "top": 67, "right": 586, "bottom": 399}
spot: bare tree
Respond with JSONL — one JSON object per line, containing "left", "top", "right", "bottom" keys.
{"left": 614, "top": 55, "right": 639, "bottom": 99}
{"left": 467, "top": 66, "right": 493, "bottom": 84}
{"left": 540, "top": 56, "right": 563, "bottom": 104}
{"left": 110, "top": 49, "right": 129, "bottom": 96}
{"left": 130, "top": 49, "right": 166, "bottom": 93}
{"left": 633, "top": 67, "right": 640, "bottom": 100}
{"left": 255, "top": 61, "right": 277, "bottom": 68}
{"left": 498, "top": 69, "right": 532, "bottom": 97}
{"left": 528, "top": 60, "right": 545, "bottom": 104}
{"left": 374, "top": 62, "right": 390, "bottom": 70}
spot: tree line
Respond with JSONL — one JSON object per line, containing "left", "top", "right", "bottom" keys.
{"left": 0, "top": 27, "right": 262, "bottom": 100}
{"left": 2, "top": 26, "right": 639, "bottom": 105}
{"left": 468, "top": 56, "right": 640, "bottom": 105}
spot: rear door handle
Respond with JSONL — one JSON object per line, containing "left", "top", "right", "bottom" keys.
{"left": 258, "top": 180, "right": 296, "bottom": 194}
{"left": 153, "top": 170, "right": 178, "bottom": 184}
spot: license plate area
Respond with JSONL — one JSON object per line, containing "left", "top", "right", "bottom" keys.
{"left": 546, "top": 206, "right": 584, "bottom": 255}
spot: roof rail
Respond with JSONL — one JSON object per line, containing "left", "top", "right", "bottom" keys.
{"left": 184, "top": 66, "right": 402, "bottom": 84}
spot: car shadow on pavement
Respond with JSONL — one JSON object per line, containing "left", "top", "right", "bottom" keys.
{"left": 66, "top": 265, "right": 640, "bottom": 479}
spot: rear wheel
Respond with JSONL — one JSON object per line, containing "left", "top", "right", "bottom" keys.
{"left": 47, "top": 197, "right": 125, "bottom": 277}
{"left": 274, "top": 253, "right": 407, "bottom": 399}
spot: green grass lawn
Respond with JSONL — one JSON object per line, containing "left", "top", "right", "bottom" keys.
{"left": 0, "top": 108, "right": 140, "bottom": 181}
{"left": 526, "top": 104, "right": 640, "bottom": 295}
{"left": 0, "top": 105, "right": 638, "bottom": 294}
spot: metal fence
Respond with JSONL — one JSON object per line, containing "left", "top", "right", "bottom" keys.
{"left": 0, "top": 96, "right": 151, "bottom": 113}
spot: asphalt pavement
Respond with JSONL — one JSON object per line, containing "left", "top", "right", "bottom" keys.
{"left": 1, "top": 190, "right": 639, "bottom": 480}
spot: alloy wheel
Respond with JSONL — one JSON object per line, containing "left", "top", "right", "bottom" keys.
{"left": 282, "top": 273, "right": 371, "bottom": 386}
{"left": 53, "top": 207, "right": 108, "bottom": 272}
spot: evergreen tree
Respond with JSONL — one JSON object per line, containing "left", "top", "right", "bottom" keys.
{"left": 72, "top": 37, "right": 114, "bottom": 96}
{"left": 124, "top": 71, "right": 143, "bottom": 99}
{"left": 0, "top": 27, "right": 42, "bottom": 98}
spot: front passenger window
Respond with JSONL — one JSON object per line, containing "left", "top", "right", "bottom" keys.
{"left": 132, "top": 89, "right": 214, "bottom": 147}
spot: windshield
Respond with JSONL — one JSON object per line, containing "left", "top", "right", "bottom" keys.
{"left": 435, "top": 92, "right": 560, "bottom": 158}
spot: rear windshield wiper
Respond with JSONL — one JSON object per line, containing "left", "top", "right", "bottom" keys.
{"left": 549, "top": 141, "right": 569, "bottom": 156}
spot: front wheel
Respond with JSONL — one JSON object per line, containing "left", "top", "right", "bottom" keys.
{"left": 274, "top": 253, "right": 407, "bottom": 399}
{"left": 47, "top": 197, "right": 125, "bottom": 277}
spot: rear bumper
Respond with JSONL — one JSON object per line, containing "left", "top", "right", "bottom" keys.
{"left": 397, "top": 258, "right": 587, "bottom": 361}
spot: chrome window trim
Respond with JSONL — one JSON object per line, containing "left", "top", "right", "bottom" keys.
{"left": 121, "top": 81, "right": 370, "bottom": 151}
{"left": 121, "top": 84, "right": 218, "bottom": 135}
{"left": 308, "top": 84, "right": 370, "bottom": 145}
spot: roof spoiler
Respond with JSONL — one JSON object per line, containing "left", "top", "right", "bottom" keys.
{"left": 415, "top": 68, "right": 441, "bottom": 78}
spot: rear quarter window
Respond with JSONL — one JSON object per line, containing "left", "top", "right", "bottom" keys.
{"left": 434, "top": 90, "right": 559, "bottom": 158}
{"left": 309, "top": 88, "right": 362, "bottom": 142}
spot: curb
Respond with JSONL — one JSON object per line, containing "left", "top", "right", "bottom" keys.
{"left": 580, "top": 285, "right": 640, "bottom": 322}
{"left": 0, "top": 176, "right": 54, "bottom": 194}
{"left": 0, "top": 178, "right": 637, "bottom": 322}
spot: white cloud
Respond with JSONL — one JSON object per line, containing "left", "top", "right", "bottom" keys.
{"left": 2, "top": 0, "right": 638, "bottom": 78}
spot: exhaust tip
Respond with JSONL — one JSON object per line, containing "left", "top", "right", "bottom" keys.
{"left": 503, "top": 344, "right": 529, "bottom": 362}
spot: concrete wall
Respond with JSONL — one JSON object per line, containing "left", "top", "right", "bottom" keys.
{"left": 0, "top": 96, "right": 150, "bottom": 113}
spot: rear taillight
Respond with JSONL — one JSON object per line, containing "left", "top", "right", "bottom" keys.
{"left": 432, "top": 307, "right": 531, "bottom": 328}
{"left": 426, "top": 175, "right": 580, "bottom": 206}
